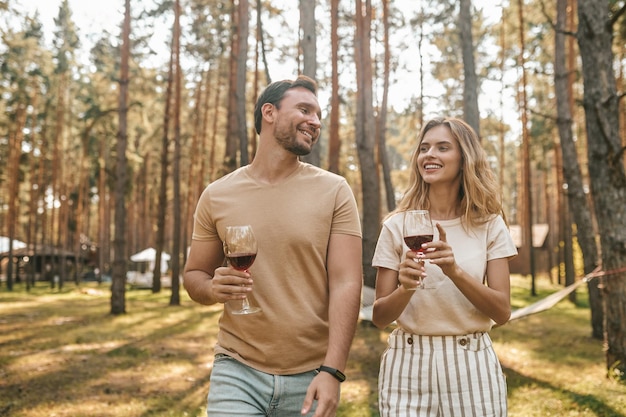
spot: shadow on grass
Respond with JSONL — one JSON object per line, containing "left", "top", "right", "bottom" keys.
{"left": 135, "top": 372, "right": 213, "bottom": 417}
{"left": 3, "top": 277, "right": 625, "bottom": 417}
{"left": 0, "top": 284, "right": 223, "bottom": 416}
{"left": 505, "top": 366, "right": 626, "bottom": 417}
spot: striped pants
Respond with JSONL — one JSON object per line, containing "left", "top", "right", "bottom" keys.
{"left": 378, "top": 329, "right": 507, "bottom": 417}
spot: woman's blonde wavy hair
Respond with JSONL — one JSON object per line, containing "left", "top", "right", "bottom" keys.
{"left": 391, "top": 117, "right": 505, "bottom": 228}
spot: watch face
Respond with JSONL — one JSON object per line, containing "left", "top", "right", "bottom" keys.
{"left": 336, "top": 370, "right": 346, "bottom": 381}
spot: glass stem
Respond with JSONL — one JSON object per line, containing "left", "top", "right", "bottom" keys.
{"left": 241, "top": 268, "right": 250, "bottom": 310}
{"left": 241, "top": 295, "right": 251, "bottom": 311}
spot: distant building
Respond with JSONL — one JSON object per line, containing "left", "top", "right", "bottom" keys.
{"left": 0, "top": 244, "right": 85, "bottom": 283}
{"left": 508, "top": 224, "right": 550, "bottom": 276}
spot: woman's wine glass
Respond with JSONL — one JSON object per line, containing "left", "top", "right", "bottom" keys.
{"left": 402, "top": 210, "right": 434, "bottom": 289}
{"left": 224, "top": 225, "right": 261, "bottom": 315}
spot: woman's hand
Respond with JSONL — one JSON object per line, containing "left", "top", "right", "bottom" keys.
{"left": 422, "top": 223, "right": 512, "bottom": 324}
{"left": 398, "top": 250, "right": 427, "bottom": 290}
{"left": 423, "top": 223, "right": 462, "bottom": 279}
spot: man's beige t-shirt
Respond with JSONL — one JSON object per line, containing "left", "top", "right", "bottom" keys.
{"left": 192, "top": 163, "right": 361, "bottom": 375}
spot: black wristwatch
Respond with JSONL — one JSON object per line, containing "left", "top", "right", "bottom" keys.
{"left": 316, "top": 365, "right": 346, "bottom": 382}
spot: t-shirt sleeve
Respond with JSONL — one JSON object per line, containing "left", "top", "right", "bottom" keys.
{"left": 191, "top": 187, "right": 218, "bottom": 241}
{"left": 372, "top": 214, "right": 404, "bottom": 271}
{"left": 487, "top": 215, "right": 518, "bottom": 261}
{"left": 331, "top": 180, "right": 362, "bottom": 238}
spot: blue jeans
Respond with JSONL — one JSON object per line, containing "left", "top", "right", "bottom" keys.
{"left": 206, "top": 354, "right": 318, "bottom": 417}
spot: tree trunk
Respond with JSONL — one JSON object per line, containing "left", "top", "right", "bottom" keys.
{"left": 327, "top": 0, "right": 340, "bottom": 174}
{"left": 458, "top": 0, "right": 480, "bottom": 137}
{"left": 378, "top": 0, "right": 395, "bottom": 212}
{"left": 251, "top": 4, "right": 260, "bottom": 160}
{"left": 170, "top": 0, "right": 182, "bottom": 306}
{"left": 208, "top": 60, "right": 223, "bottom": 181}
{"left": 111, "top": 0, "right": 131, "bottom": 315}
{"left": 184, "top": 70, "right": 208, "bottom": 265}
{"left": 498, "top": 10, "right": 506, "bottom": 194}
{"left": 577, "top": 0, "right": 626, "bottom": 377}
{"left": 236, "top": 0, "right": 249, "bottom": 167}
{"left": 256, "top": 0, "right": 271, "bottom": 86}
{"left": 555, "top": 0, "right": 601, "bottom": 335}
{"left": 298, "top": 0, "right": 320, "bottom": 167}
{"left": 26, "top": 87, "right": 40, "bottom": 289}
{"left": 355, "top": 0, "right": 380, "bottom": 289}
{"left": 154, "top": 6, "right": 177, "bottom": 295}
{"left": 516, "top": 0, "right": 537, "bottom": 295}
{"left": 223, "top": 0, "right": 240, "bottom": 175}
{"left": 51, "top": 74, "right": 66, "bottom": 290}
{"left": 5, "top": 104, "right": 26, "bottom": 290}
{"left": 98, "top": 135, "right": 109, "bottom": 283}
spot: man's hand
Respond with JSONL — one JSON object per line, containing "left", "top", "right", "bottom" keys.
{"left": 300, "top": 372, "right": 340, "bottom": 416}
{"left": 210, "top": 266, "right": 253, "bottom": 303}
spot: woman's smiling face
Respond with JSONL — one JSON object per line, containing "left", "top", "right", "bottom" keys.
{"left": 417, "top": 124, "right": 462, "bottom": 186}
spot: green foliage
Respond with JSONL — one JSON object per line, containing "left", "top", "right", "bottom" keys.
{"left": 52, "top": 0, "right": 80, "bottom": 74}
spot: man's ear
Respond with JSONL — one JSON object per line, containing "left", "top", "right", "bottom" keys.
{"left": 261, "top": 103, "right": 275, "bottom": 125}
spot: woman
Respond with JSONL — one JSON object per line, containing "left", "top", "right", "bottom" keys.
{"left": 372, "top": 117, "right": 517, "bottom": 417}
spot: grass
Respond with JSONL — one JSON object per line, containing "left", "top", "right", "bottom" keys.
{"left": 0, "top": 275, "right": 625, "bottom": 417}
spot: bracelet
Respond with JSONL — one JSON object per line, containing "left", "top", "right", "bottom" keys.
{"left": 316, "top": 365, "right": 346, "bottom": 382}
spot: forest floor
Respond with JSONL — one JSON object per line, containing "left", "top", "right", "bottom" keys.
{"left": 0, "top": 275, "right": 625, "bottom": 417}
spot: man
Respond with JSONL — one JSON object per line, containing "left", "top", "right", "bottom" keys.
{"left": 184, "top": 75, "right": 363, "bottom": 417}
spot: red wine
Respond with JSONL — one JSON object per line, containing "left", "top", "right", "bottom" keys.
{"left": 404, "top": 234, "right": 433, "bottom": 253}
{"left": 226, "top": 252, "right": 257, "bottom": 271}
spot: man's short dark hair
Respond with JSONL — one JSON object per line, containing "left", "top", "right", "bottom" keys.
{"left": 254, "top": 75, "right": 318, "bottom": 134}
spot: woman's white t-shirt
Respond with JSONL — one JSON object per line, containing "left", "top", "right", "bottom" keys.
{"left": 372, "top": 213, "right": 517, "bottom": 335}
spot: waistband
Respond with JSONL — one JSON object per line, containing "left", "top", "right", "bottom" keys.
{"left": 388, "top": 328, "right": 491, "bottom": 351}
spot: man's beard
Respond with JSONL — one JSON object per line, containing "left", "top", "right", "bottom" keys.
{"left": 275, "top": 123, "right": 315, "bottom": 156}
{"left": 284, "top": 141, "right": 312, "bottom": 156}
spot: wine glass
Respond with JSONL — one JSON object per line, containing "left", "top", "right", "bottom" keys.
{"left": 224, "top": 225, "right": 261, "bottom": 315}
{"left": 402, "top": 210, "right": 434, "bottom": 289}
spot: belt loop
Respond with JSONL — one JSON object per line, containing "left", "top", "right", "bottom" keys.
{"left": 470, "top": 336, "right": 479, "bottom": 350}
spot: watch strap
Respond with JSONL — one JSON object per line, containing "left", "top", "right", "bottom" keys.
{"left": 316, "top": 365, "right": 346, "bottom": 382}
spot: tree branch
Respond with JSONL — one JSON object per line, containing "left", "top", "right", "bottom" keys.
{"left": 539, "top": 0, "right": 577, "bottom": 37}
{"left": 610, "top": 3, "right": 626, "bottom": 26}
{"left": 528, "top": 107, "right": 557, "bottom": 122}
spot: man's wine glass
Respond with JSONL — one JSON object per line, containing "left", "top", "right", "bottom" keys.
{"left": 402, "top": 210, "right": 434, "bottom": 289}
{"left": 224, "top": 225, "right": 261, "bottom": 315}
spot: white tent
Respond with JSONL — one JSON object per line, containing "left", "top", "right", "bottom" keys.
{"left": 129, "top": 247, "right": 170, "bottom": 273}
{"left": 0, "top": 237, "right": 27, "bottom": 254}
